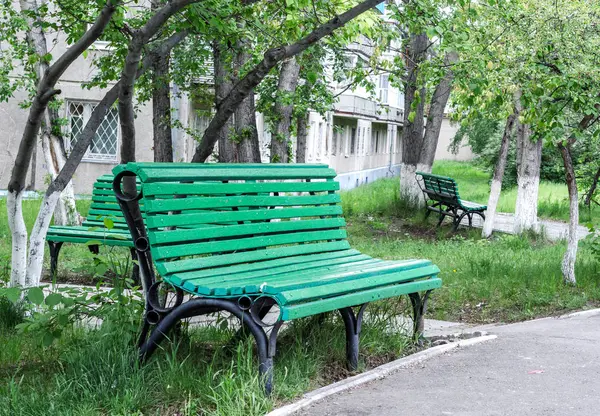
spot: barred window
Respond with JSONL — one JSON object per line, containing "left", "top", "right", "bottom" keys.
{"left": 66, "top": 101, "right": 119, "bottom": 162}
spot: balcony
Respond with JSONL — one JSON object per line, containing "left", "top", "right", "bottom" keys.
{"left": 334, "top": 94, "right": 378, "bottom": 119}
{"left": 334, "top": 94, "right": 404, "bottom": 124}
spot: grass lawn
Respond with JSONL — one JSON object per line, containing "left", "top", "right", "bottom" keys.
{"left": 0, "top": 160, "right": 599, "bottom": 415}
{"left": 342, "top": 160, "right": 600, "bottom": 224}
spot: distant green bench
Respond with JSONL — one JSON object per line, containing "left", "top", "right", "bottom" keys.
{"left": 416, "top": 171, "right": 486, "bottom": 231}
{"left": 113, "top": 163, "right": 442, "bottom": 394}
{"left": 46, "top": 174, "right": 139, "bottom": 280}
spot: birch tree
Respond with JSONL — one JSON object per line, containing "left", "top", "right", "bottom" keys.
{"left": 4, "top": 0, "right": 197, "bottom": 287}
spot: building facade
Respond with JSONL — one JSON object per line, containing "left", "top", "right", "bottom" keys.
{"left": 0, "top": 5, "right": 472, "bottom": 195}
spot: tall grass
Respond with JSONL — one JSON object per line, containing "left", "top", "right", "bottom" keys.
{"left": 0, "top": 305, "right": 412, "bottom": 415}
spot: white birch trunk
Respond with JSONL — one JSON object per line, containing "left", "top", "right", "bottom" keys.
{"left": 562, "top": 190, "right": 579, "bottom": 285}
{"left": 514, "top": 122, "right": 542, "bottom": 234}
{"left": 26, "top": 190, "right": 62, "bottom": 286}
{"left": 40, "top": 131, "right": 80, "bottom": 225}
{"left": 7, "top": 190, "right": 28, "bottom": 287}
{"left": 400, "top": 163, "right": 429, "bottom": 208}
{"left": 482, "top": 112, "right": 517, "bottom": 238}
{"left": 559, "top": 143, "right": 578, "bottom": 284}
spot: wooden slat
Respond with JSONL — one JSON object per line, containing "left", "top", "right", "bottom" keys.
{"left": 159, "top": 241, "right": 351, "bottom": 275}
{"left": 145, "top": 205, "right": 343, "bottom": 228}
{"left": 280, "top": 278, "right": 442, "bottom": 320}
{"left": 188, "top": 257, "right": 382, "bottom": 295}
{"left": 143, "top": 181, "right": 339, "bottom": 196}
{"left": 149, "top": 217, "right": 346, "bottom": 245}
{"left": 276, "top": 264, "right": 439, "bottom": 304}
{"left": 144, "top": 194, "right": 340, "bottom": 213}
{"left": 152, "top": 229, "right": 347, "bottom": 260}
{"left": 134, "top": 167, "right": 337, "bottom": 182}
{"left": 169, "top": 249, "right": 361, "bottom": 281}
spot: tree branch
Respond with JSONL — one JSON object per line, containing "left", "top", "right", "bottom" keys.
{"left": 191, "top": 0, "right": 382, "bottom": 162}
{"left": 118, "top": 0, "right": 201, "bottom": 164}
{"left": 8, "top": 0, "right": 119, "bottom": 193}
{"left": 49, "top": 31, "right": 189, "bottom": 195}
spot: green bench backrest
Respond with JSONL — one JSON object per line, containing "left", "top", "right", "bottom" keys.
{"left": 115, "top": 163, "right": 348, "bottom": 285}
{"left": 416, "top": 172, "right": 462, "bottom": 205}
{"left": 83, "top": 174, "right": 141, "bottom": 231}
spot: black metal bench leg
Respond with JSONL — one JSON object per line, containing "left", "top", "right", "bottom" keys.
{"left": 339, "top": 304, "right": 367, "bottom": 371}
{"left": 409, "top": 290, "right": 432, "bottom": 343}
{"left": 48, "top": 241, "right": 64, "bottom": 278}
{"left": 88, "top": 244, "right": 99, "bottom": 255}
{"left": 138, "top": 298, "right": 277, "bottom": 395}
{"left": 129, "top": 248, "right": 141, "bottom": 286}
{"left": 453, "top": 212, "right": 468, "bottom": 232}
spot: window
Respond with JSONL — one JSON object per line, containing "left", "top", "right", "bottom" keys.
{"left": 350, "top": 127, "right": 357, "bottom": 154}
{"left": 379, "top": 74, "right": 389, "bottom": 104}
{"left": 66, "top": 101, "right": 119, "bottom": 162}
{"left": 374, "top": 130, "right": 380, "bottom": 153}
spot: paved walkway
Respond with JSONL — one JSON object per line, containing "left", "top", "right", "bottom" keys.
{"left": 461, "top": 212, "right": 590, "bottom": 241}
{"left": 298, "top": 311, "right": 600, "bottom": 416}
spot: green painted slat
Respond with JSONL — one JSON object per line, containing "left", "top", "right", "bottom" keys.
{"left": 149, "top": 218, "right": 346, "bottom": 245}
{"left": 170, "top": 249, "right": 361, "bottom": 281}
{"left": 144, "top": 194, "right": 340, "bottom": 213}
{"left": 133, "top": 167, "right": 337, "bottom": 182}
{"left": 144, "top": 181, "right": 340, "bottom": 196}
{"left": 86, "top": 209, "right": 129, "bottom": 218}
{"left": 275, "top": 264, "right": 439, "bottom": 304}
{"left": 46, "top": 234, "right": 133, "bottom": 246}
{"left": 46, "top": 228, "right": 131, "bottom": 238}
{"left": 263, "top": 260, "right": 433, "bottom": 295}
{"left": 145, "top": 205, "right": 343, "bottom": 229}
{"left": 159, "top": 241, "right": 351, "bottom": 276}
{"left": 126, "top": 162, "right": 329, "bottom": 170}
{"left": 152, "top": 229, "right": 347, "bottom": 260}
{"left": 190, "top": 258, "right": 383, "bottom": 295}
{"left": 280, "top": 278, "right": 442, "bottom": 320}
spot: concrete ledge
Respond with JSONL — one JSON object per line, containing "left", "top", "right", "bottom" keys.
{"left": 267, "top": 334, "right": 497, "bottom": 416}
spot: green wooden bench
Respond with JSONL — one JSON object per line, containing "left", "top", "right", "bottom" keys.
{"left": 113, "top": 163, "right": 442, "bottom": 394}
{"left": 416, "top": 171, "right": 487, "bottom": 231}
{"left": 46, "top": 174, "right": 139, "bottom": 280}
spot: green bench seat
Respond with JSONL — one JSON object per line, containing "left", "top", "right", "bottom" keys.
{"left": 46, "top": 174, "right": 139, "bottom": 279}
{"left": 416, "top": 171, "right": 486, "bottom": 230}
{"left": 113, "top": 163, "right": 442, "bottom": 394}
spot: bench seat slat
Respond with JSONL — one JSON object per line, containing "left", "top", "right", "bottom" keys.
{"left": 178, "top": 256, "right": 377, "bottom": 293}
{"left": 169, "top": 249, "right": 362, "bottom": 281}
{"left": 280, "top": 277, "right": 442, "bottom": 320}
{"left": 179, "top": 258, "right": 431, "bottom": 297}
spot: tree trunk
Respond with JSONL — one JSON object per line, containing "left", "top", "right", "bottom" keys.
{"left": 271, "top": 57, "right": 301, "bottom": 163}
{"left": 482, "top": 112, "right": 517, "bottom": 238}
{"left": 514, "top": 119, "right": 542, "bottom": 234}
{"left": 420, "top": 51, "right": 458, "bottom": 169}
{"left": 234, "top": 47, "right": 261, "bottom": 163}
{"left": 584, "top": 167, "right": 600, "bottom": 207}
{"left": 213, "top": 41, "right": 237, "bottom": 162}
{"left": 558, "top": 142, "right": 578, "bottom": 284}
{"left": 152, "top": 51, "right": 173, "bottom": 162}
{"left": 7, "top": 18, "right": 184, "bottom": 288}
{"left": 21, "top": 0, "right": 80, "bottom": 226}
{"left": 296, "top": 114, "right": 308, "bottom": 163}
{"left": 190, "top": 0, "right": 382, "bottom": 163}
{"left": 400, "top": 33, "right": 428, "bottom": 207}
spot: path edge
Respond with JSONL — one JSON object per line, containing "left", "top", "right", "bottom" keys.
{"left": 266, "top": 334, "right": 497, "bottom": 416}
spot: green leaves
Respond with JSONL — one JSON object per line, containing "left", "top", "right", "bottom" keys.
{"left": 27, "top": 287, "right": 44, "bottom": 305}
